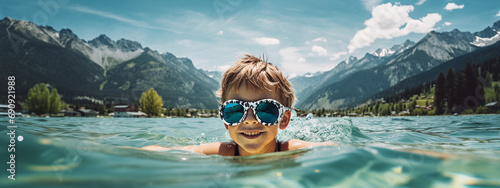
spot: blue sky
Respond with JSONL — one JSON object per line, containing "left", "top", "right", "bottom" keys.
{"left": 1, "top": 0, "right": 500, "bottom": 77}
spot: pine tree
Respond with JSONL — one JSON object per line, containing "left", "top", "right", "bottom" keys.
{"left": 455, "top": 72, "right": 465, "bottom": 112}
{"left": 445, "top": 68, "right": 456, "bottom": 112}
{"left": 485, "top": 72, "right": 493, "bottom": 88}
{"left": 434, "top": 72, "right": 446, "bottom": 115}
{"left": 494, "top": 84, "right": 500, "bottom": 102}
{"left": 464, "top": 63, "right": 479, "bottom": 109}
{"left": 139, "top": 88, "right": 164, "bottom": 116}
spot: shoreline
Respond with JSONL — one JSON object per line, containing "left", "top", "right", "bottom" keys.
{"left": 5, "top": 113, "right": 499, "bottom": 119}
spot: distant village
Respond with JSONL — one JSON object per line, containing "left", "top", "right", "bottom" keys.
{"left": 0, "top": 104, "right": 218, "bottom": 118}
{"left": 2, "top": 96, "right": 499, "bottom": 118}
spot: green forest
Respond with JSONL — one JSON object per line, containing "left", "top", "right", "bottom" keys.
{"left": 19, "top": 84, "right": 218, "bottom": 117}
{"left": 310, "top": 57, "right": 500, "bottom": 117}
{"left": 16, "top": 57, "right": 500, "bottom": 118}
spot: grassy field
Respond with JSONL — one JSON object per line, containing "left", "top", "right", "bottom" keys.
{"left": 416, "top": 99, "right": 433, "bottom": 107}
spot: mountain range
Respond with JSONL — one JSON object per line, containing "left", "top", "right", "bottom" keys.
{"left": 2, "top": 17, "right": 499, "bottom": 110}
{"left": 0, "top": 17, "right": 219, "bottom": 109}
{"left": 291, "top": 39, "right": 416, "bottom": 102}
{"left": 293, "top": 20, "right": 500, "bottom": 110}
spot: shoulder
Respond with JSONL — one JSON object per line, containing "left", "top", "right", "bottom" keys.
{"left": 282, "top": 139, "right": 336, "bottom": 151}
{"left": 216, "top": 142, "right": 237, "bottom": 156}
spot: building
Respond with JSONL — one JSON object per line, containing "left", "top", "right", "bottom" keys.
{"left": 0, "top": 104, "right": 22, "bottom": 116}
{"left": 113, "top": 105, "right": 146, "bottom": 117}
{"left": 78, "top": 109, "right": 99, "bottom": 117}
{"left": 62, "top": 109, "right": 81, "bottom": 117}
{"left": 398, "top": 110, "right": 411, "bottom": 116}
{"left": 347, "top": 112, "right": 358, "bottom": 117}
{"left": 485, "top": 102, "right": 500, "bottom": 113}
{"left": 61, "top": 107, "right": 98, "bottom": 117}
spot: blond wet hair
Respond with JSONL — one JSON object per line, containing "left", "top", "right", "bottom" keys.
{"left": 216, "top": 54, "right": 295, "bottom": 108}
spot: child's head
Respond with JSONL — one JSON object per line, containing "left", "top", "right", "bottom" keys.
{"left": 217, "top": 54, "right": 295, "bottom": 155}
{"left": 217, "top": 54, "right": 295, "bottom": 108}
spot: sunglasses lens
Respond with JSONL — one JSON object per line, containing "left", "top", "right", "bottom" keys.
{"left": 223, "top": 103, "right": 245, "bottom": 124}
{"left": 256, "top": 102, "right": 279, "bottom": 124}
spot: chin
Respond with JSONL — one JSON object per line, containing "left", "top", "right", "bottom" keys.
{"left": 239, "top": 143, "right": 264, "bottom": 152}
{"left": 235, "top": 137, "right": 275, "bottom": 153}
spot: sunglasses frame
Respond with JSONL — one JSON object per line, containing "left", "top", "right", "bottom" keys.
{"left": 219, "top": 99, "right": 291, "bottom": 126}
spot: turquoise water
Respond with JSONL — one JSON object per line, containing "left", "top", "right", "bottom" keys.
{"left": 1, "top": 114, "right": 500, "bottom": 187}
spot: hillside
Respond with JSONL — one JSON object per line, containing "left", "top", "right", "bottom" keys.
{"left": 290, "top": 40, "right": 415, "bottom": 101}
{"left": 369, "top": 41, "right": 500, "bottom": 102}
{"left": 296, "top": 20, "right": 500, "bottom": 110}
{"left": 0, "top": 17, "right": 219, "bottom": 109}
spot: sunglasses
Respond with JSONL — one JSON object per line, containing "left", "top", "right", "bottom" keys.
{"left": 219, "top": 99, "right": 291, "bottom": 126}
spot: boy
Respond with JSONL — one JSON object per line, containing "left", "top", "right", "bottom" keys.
{"left": 141, "top": 54, "right": 332, "bottom": 156}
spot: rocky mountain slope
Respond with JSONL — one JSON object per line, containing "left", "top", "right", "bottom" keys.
{"left": 0, "top": 17, "right": 219, "bottom": 109}
{"left": 296, "top": 20, "right": 500, "bottom": 110}
{"left": 291, "top": 40, "right": 415, "bottom": 102}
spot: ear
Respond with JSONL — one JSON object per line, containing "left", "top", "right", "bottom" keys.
{"left": 279, "top": 111, "right": 292, "bottom": 130}
{"left": 224, "top": 124, "right": 229, "bottom": 130}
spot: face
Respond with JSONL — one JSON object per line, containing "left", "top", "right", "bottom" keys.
{"left": 224, "top": 83, "right": 291, "bottom": 155}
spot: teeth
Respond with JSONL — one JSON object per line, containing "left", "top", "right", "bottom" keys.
{"left": 243, "top": 132, "right": 260, "bottom": 136}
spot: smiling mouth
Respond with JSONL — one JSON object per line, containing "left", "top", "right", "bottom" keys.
{"left": 239, "top": 131, "right": 264, "bottom": 139}
{"left": 242, "top": 132, "right": 261, "bottom": 136}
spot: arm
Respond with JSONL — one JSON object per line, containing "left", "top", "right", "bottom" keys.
{"left": 285, "top": 139, "right": 337, "bottom": 150}
{"left": 139, "top": 142, "right": 235, "bottom": 156}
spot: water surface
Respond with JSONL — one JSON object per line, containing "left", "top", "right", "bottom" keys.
{"left": 1, "top": 114, "right": 499, "bottom": 187}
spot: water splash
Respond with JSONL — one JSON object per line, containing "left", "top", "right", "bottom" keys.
{"left": 278, "top": 112, "right": 358, "bottom": 143}
{"left": 190, "top": 133, "right": 208, "bottom": 145}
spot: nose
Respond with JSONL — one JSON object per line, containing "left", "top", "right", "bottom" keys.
{"left": 243, "top": 109, "right": 258, "bottom": 125}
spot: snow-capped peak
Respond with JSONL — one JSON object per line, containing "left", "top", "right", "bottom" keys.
{"left": 1, "top": 17, "right": 62, "bottom": 46}
{"left": 371, "top": 40, "right": 415, "bottom": 57}
{"left": 1, "top": 18, "right": 145, "bottom": 70}
{"left": 61, "top": 34, "right": 144, "bottom": 70}
{"left": 372, "top": 48, "right": 395, "bottom": 57}
{"left": 391, "top": 40, "right": 415, "bottom": 53}
{"left": 304, "top": 73, "right": 314, "bottom": 78}
{"left": 345, "top": 56, "right": 358, "bottom": 64}
{"left": 301, "top": 71, "right": 323, "bottom": 78}
{"left": 471, "top": 31, "right": 500, "bottom": 47}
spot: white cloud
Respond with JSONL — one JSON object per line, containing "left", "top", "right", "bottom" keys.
{"left": 306, "top": 37, "right": 327, "bottom": 44}
{"left": 312, "top": 37, "right": 327, "bottom": 42}
{"left": 311, "top": 45, "right": 328, "bottom": 56}
{"left": 444, "top": 3, "right": 464, "bottom": 11}
{"left": 279, "top": 47, "right": 347, "bottom": 77}
{"left": 71, "top": 6, "right": 137, "bottom": 25}
{"left": 496, "top": 10, "right": 500, "bottom": 17}
{"left": 348, "top": 3, "right": 441, "bottom": 53}
{"left": 70, "top": 5, "right": 176, "bottom": 32}
{"left": 216, "top": 65, "right": 231, "bottom": 72}
{"left": 330, "top": 51, "right": 348, "bottom": 61}
{"left": 279, "top": 47, "right": 305, "bottom": 63}
{"left": 402, "top": 13, "right": 441, "bottom": 33}
{"left": 279, "top": 47, "right": 308, "bottom": 76}
{"left": 444, "top": 22, "right": 452, "bottom": 26}
{"left": 217, "top": 30, "right": 224, "bottom": 35}
{"left": 361, "top": 0, "right": 383, "bottom": 11}
{"left": 252, "top": 37, "right": 280, "bottom": 45}
{"left": 416, "top": 0, "right": 427, "bottom": 5}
